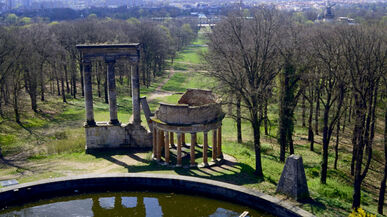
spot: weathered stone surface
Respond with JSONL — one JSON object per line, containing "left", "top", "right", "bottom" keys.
{"left": 276, "top": 155, "right": 310, "bottom": 201}
{"left": 125, "top": 124, "right": 152, "bottom": 148}
{"left": 85, "top": 122, "right": 152, "bottom": 149}
{"left": 156, "top": 103, "right": 224, "bottom": 126}
{"left": 178, "top": 89, "right": 217, "bottom": 106}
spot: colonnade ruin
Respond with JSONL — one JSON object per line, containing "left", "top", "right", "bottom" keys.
{"left": 77, "top": 44, "right": 225, "bottom": 168}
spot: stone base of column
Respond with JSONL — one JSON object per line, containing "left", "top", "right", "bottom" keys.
{"left": 84, "top": 120, "right": 97, "bottom": 127}
{"left": 109, "top": 119, "right": 120, "bottom": 126}
{"left": 190, "top": 163, "right": 197, "bottom": 168}
{"left": 176, "top": 164, "right": 182, "bottom": 168}
{"left": 199, "top": 162, "right": 209, "bottom": 168}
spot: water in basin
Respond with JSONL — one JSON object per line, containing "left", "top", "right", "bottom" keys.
{"left": 0, "top": 191, "right": 272, "bottom": 217}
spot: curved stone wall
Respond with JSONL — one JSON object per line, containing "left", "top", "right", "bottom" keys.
{"left": 0, "top": 174, "right": 315, "bottom": 217}
{"left": 156, "top": 103, "right": 224, "bottom": 126}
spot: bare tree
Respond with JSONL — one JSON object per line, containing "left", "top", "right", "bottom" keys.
{"left": 311, "top": 25, "right": 347, "bottom": 184}
{"left": 205, "top": 9, "right": 282, "bottom": 177}
{"left": 338, "top": 25, "right": 385, "bottom": 208}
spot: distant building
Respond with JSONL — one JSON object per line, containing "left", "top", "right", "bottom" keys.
{"left": 337, "top": 17, "right": 356, "bottom": 25}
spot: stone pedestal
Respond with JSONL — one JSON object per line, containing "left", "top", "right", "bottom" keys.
{"left": 276, "top": 155, "right": 309, "bottom": 201}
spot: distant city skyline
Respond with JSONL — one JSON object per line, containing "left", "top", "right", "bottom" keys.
{"left": 1, "top": 0, "right": 386, "bottom": 11}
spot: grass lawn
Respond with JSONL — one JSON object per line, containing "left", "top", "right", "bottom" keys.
{"left": 0, "top": 37, "right": 385, "bottom": 217}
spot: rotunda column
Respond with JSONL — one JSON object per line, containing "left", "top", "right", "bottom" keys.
{"left": 190, "top": 133, "right": 196, "bottom": 167}
{"left": 164, "top": 131, "right": 170, "bottom": 164}
{"left": 177, "top": 133, "right": 182, "bottom": 167}
{"left": 152, "top": 127, "right": 157, "bottom": 160}
{"left": 212, "top": 130, "right": 217, "bottom": 162}
{"left": 203, "top": 132, "right": 209, "bottom": 167}
{"left": 217, "top": 126, "right": 223, "bottom": 158}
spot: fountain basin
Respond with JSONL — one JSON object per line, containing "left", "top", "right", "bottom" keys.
{"left": 0, "top": 174, "right": 314, "bottom": 217}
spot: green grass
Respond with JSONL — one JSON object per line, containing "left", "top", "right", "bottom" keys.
{"left": 161, "top": 72, "right": 187, "bottom": 92}
{"left": 174, "top": 47, "right": 206, "bottom": 64}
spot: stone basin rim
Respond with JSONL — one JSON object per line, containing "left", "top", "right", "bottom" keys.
{"left": 0, "top": 173, "right": 315, "bottom": 217}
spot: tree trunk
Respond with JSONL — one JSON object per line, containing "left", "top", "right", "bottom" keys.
{"left": 13, "top": 87, "right": 20, "bottom": 123}
{"left": 72, "top": 71, "right": 76, "bottom": 99}
{"left": 348, "top": 97, "right": 352, "bottom": 123}
{"left": 279, "top": 114, "right": 286, "bottom": 162}
{"left": 97, "top": 72, "right": 101, "bottom": 98}
{"left": 56, "top": 75, "right": 60, "bottom": 96}
{"left": 64, "top": 65, "right": 70, "bottom": 94}
{"left": 40, "top": 68, "right": 45, "bottom": 101}
{"left": 378, "top": 107, "right": 387, "bottom": 215}
{"left": 252, "top": 111, "right": 263, "bottom": 178}
{"left": 236, "top": 96, "right": 242, "bottom": 144}
{"left": 302, "top": 95, "right": 306, "bottom": 127}
{"left": 61, "top": 67, "right": 66, "bottom": 103}
{"left": 352, "top": 97, "right": 366, "bottom": 208}
{"left": 264, "top": 98, "right": 268, "bottom": 135}
{"left": 342, "top": 108, "right": 347, "bottom": 133}
{"left": 320, "top": 104, "right": 330, "bottom": 184}
{"left": 315, "top": 86, "right": 320, "bottom": 135}
{"left": 334, "top": 117, "right": 340, "bottom": 170}
{"left": 308, "top": 95, "right": 314, "bottom": 151}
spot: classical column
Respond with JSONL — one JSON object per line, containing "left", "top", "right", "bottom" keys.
{"left": 170, "top": 132, "right": 174, "bottom": 147}
{"left": 212, "top": 130, "right": 217, "bottom": 161}
{"left": 177, "top": 133, "right": 182, "bottom": 167}
{"left": 157, "top": 130, "right": 164, "bottom": 162}
{"left": 182, "top": 133, "right": 186, "bottom": 146}
{"left": 106, "top": 56, "right": 119, "bottom": 125}
{"left": 203, "top": 132, "right": 208, "bottom": 166}
{"left": 131, "top": 61, "right": 141, "bottom": 125}
{"left": 152, "top": 127, "right": 157, "bottom": 160}
{"left": 156, "top": 130, "right": 162, "bottom": 161}
{"left": 217, "top": 127, "right": 222, "bottom": 158}
{"left": 190, "top": 133, "right": 196, "bottom": 167}
{"left": 83, "top": 59, "right": 96, "bottom": 127}
{"left": 164, "top": 131, "right": 170, "bottom": 164}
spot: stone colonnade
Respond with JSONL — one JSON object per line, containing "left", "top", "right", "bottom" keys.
{"left": 79, "top": 44, "right": 141, "bottom": 128}
{"left": 152, "top": 124, "right": 223, "bottom": 167}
